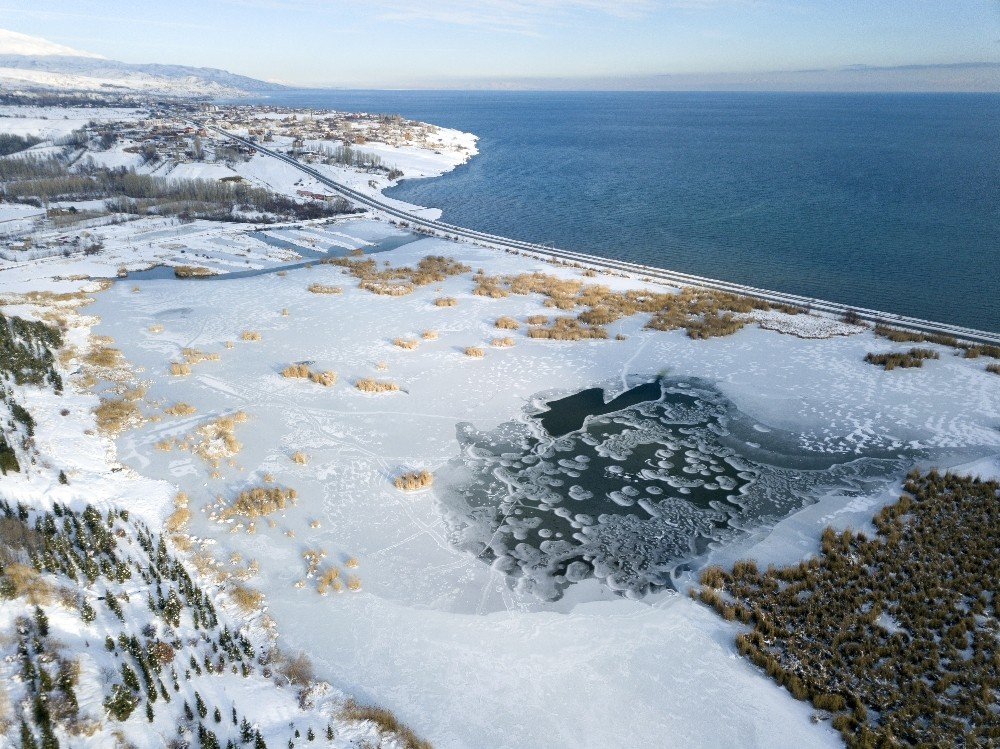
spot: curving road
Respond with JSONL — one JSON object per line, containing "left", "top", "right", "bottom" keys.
{"left": 205, "top": 124, "right": 1000, "bottom": 346}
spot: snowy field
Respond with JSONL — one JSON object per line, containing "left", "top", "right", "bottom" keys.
{"left": 83, "top": 230, "right": 999, "bottom": 749}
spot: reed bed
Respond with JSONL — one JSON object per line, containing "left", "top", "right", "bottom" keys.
{"left": 221, "top": 485, "right": 298, "bottom": 520}
{"left": 324, "top": 255, "right": 470, "bottom": 297}
{"left": 394, "top": 469, "right": 434, "bottom": 491}
{"left": 94, "top": 397, "right": 143, "bottom": 434}
{"left": 355, "top": 378, "right": 399, "bottom": 393}
{"left": 182, "top": 347, "right": 220, "bottom": 365}
{"left": 307, "top": 283, "right": 342, "bottom": 295}
{"left": 173, "top": 265, "right": 214, "bottom": 278}
{"left": 865, "top": 348, "right": 939, "bottom": 370}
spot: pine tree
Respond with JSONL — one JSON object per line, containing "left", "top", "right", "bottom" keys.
{"left": 214, "top": 707, "right": 222, "bottom": 723}
{"left": 20, "top": 721, "right": 39, "bottom": 749}
{"left": 146, "top": 701, "right": 155, "bottom": 722}
{"left": 195, "top": 691, "right": 207, "bottom": 719}
{"left": 33, "top": 606, "right": 49, "bottom": 636}
{"left": 80, "top": 598, "right": 96, "bottom": 623}
{"left": 325, "top": 725, "right": 333, "bottom": 741}
{"left": 184, "top": 701, "right": 194, "bottom": 721}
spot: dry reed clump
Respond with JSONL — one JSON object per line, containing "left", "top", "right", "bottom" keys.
{"left": 281, "top": 308, "right": 289, "bottom": 316}
{"left": 317, "top": 567, "right": 342, "bottom": 595}
{"left": 324, "top": 255, "right": 470, "bottom": 297}
{"left": 221, "top": 485, "right": 298, "bottom": 520}
{"left": 494, "top": 316, "right": 520, "bottom": 330}
{"left": 182, "top": 348, "right": 220, "bottom": 365}
{"left": 291, "top": 451, "right": 308, "bottom": 465}
{"left": 394, "top": 469, "right": 434, "bottom": 491}
{"left": 307, "top": 283, "right": 343, "bottom": 295}
{"left": 421, "top": 329, "right": 438, "bottom": 340}
{"left": 164, "top": 402, "right": 197, "bottom": 417}
{"left": 173, "top": 265, "right": 214, "bottom": 278}
{"left": 393, "top": 338, "right": 420, "bottom": 350}
{"left": 309, "top": 370, "right": 337, "bottom": 386}
{"left": 169, "top": 362, "right": 192, "bottom": 377}
{"left": 491, "top": 337, "right": 515, "bottom": 348}
{"left": 148, "top": 324, "right": 164, "bottom": 334}
{"left": 873, "top": 324, "right": 958, "bottom": 348}
{"left": 303, "top": 549, "right": 326, "bottom": 576}
{"left": 865, "top": 348, "right": 939, "bottom": 371}
{"left": 282, "top": 363, "right": 311, "bottom": 379}
{"left": 986, "top": 363, "right": 1000, "bottom": 375}
{"left": 526, "top": 314, "right": 549, "bottom": 325}
{"left": 346, "top": 575, "right": 362, "bottom": 591}
{"left": 155, "top": 439, "right": 174, "bottom": 452}
{"left": 434, "top": 296, "right": 457, "bottom": 307}
{"left": 165, "top": 492, "right": 192, "bottom": 533}
{"left": 94, "top": 397, "right": 143, "bottom": 434}
{"left": 83, "top": 345, "right": 123, "bottom": 369}
{"left": 463, "top": 346, "right": 485, "bottom": 358}
{"left": 473, "top": 273, "right": 510, "bottom": 298}
{"left": 355, "top": 378, "right": 399, "bottom": 394}
{"left": 240, "top": 330, "right": 262, "bottom": 342}
{"left": 225, "top": 341, "right": 235, "bottom": 349}
{"left": 230, "top": 584, "right": 264, "bottom": 612}
{"left": 341, "top": 700, "right": 431, "bottom": 749}
{"left": 345, "top": 557, "right": 359, "bottom": 569}
{"left": 192, "top": 411, "right": 248, "bottom": 466}
{"left": 527, "top": 317, "right": 608, "bottom": 341}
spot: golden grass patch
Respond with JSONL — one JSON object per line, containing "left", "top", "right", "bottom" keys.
{"left": 230, "top": 584, "right": 264, "bottom": 612}
{"left": 307, "top": 283, "right": 342, "bottom": 295}
{"left": 309, "top": 370, "right": 337, "bottom": 386}
{"left": 221, "top": 485, "right": 298, "bottom": 520}
{"left": 394, "top": 469, "right": 433, "bottom": 491}
{"left": 164, "top": 402, "right": 197, "bottom": 416}
{"left": 494, "top": 316, "right": 519, "bottom": 330}
{"left": 169, "top": 361, "right": 192, "bottom": 377}
{"left": 291, "top": 451, "right": 308, "bottom": 465}
{"left": 341, "top": 701, "right": 431, "bottom": 749}
{"left": 393, "top": 338, "right": 420, "bottom": 350}
{"left": 355, "top": 378, "right": 399, "bottom": 393}
{"left": 463, "top": 346, "right": 485, "bottom": 358}
{"left": 173, "top": 265, "right": 214, "bottom": 278}
{"left": 182, "top": 348, "right": 220, "bottom": 365}
{"left": 491, "top": 337, "right": 515, "bottom": 348}
{"left": 421, "top": 329, "right": 438, "bottom": 340}
{"left": 94, "top": 397, "right": 143, "bottom": 434}
{"left": 282, "top": 363, "right": 311, "bottom": 379}
{"left": 434, "top": 296, "right": 457, "bottom": 307}
{"left": 240, "top": 330, "right": 261, "bottom": 342}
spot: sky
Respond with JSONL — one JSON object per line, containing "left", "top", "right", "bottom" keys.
{"left": 1, "top": 0, "right": 998, "bottom": 89}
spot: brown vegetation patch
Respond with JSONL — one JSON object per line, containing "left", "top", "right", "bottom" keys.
{"left": 421, "top": 329, "right": 438, "bottom": 340}
{"left": 494, "top": 316, "right": 519, "bottom": 330}
{"left": 528, "top": 317, "right": 608, "bottom": 341}
{"left": 164, "top": 402, "right": 197, "bottom": 417}
{"left": 695, "top": 471, "right": 1000, "bottom": 748}
{"left": 240, "top": 330, "right": 261, "bottom": 342}
{"left": 393, "top": 338, "right": 420, "bottom": 350}
{"left": 341, "top": 700, "right": 432, "bottom": 749}
{"left": 874, "top": 324, "right": 958, "bottom": 348}
{"left": 94, "top": 397, "right": 143, "bottom": 434}
{"left": 221, "top": 485, "right": 298, "bottom": 520}
{"left": 324, "top": 254, "right": 470, "bottom": 297}
{"left": 491, "top": 337, "right": 515, "bottom": 348}
{"left": 355, "top": 378, "right": 399, "bottom": 394}
{"left": 307, "top": 283, "right": 342, "bottom": 295}
{"left": 173, "top": 265, "right": 214, "bottom": 278}
{"left": 394, "top": 469, "right": 433, "bottom": 491}
{"left": 182, "top": 348, "right": 220, "bottom": 365}
{"left": 282, "top": 363, "right": 311, "bottom": 379}
{"left": 463, "top": 346, "right": 485, "bottom": 358}
{"left": 433, "top": 296, "right": 457, "bottom": 307}
{"left": 864, "top": 348, "right": 939, "bottom": 370}
{"left": 169, "top": 362, "right": 192, "bottom": 377}
{"left": 291, "top": 451, "right": 308, "bottom": 465}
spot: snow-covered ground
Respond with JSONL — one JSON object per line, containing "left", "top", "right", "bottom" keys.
{"left": 2, "top": 102, "right": 998, "bottom": 749}
{"left": 83, "top": 235, "right": 998, "bottom": 749}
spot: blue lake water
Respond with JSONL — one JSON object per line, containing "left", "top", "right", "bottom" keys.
{"left": 250, "top": 90, "right": 1000, "bottom": 331}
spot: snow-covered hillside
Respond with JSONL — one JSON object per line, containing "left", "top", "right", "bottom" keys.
{"left": 0, "top": 27, "right": 279, "bottom": 98}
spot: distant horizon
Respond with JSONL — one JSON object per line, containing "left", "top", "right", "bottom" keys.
{"left": 0, "top": 0, "right": 997, "bottom": 92}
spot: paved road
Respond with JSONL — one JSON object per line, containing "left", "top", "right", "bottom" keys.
{"left": 205, "top": 124, "right": 1000, "bottom": 347}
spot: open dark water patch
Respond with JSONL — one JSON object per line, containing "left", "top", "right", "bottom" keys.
{"left": 438, "top": 378, "right": 909, "bottom": 601}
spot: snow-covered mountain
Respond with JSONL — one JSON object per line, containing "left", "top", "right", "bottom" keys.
{"left": 0, "top": 27, "right": 282, "bottom": 97}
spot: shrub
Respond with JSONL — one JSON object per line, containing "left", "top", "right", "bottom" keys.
{"left": 240, "top": 331, "right": 261, "bottom": 342}
{"left": 393, "top": 338, "right": 419, "bottom": 350}
{"left": 291, "top": 451, "right": 308, "bottom": 465}
{"left": 164, "top": 402, "right": 197, "bottom": 416}
{"left": 525, "top": 315, "right": 549, "bottom": 325}
{"left": 282, "top": 364, "right": 311, "bottom": 379}
{"left": 491, "top": 337, "right": 514, "bottom": 348}
{"left": 394, "top": 469, "right": 433, "bottom": 491}
{"left": 464, "top": 346, "right": 485, "bottom": 358}
{"left": 495, "top": 316, "right": 519, "bottom": 330}
{"left": 355, "top": 378, "right": 399, "bottom": 393}
{"left": 987, "top": 363, "right": 1000, "bottom": 375}
{"left": 434, "top": 297, "right": 457, "bottom": 307}
{"left": 148, "top": 324, "right": 164, "bottom": 334}
{"left": 421, "top": 330, "right": 438, "bottom": 340}
{"left": 169, "top": 362, "right": 192, "bottom": 377}
{"left": 182, "top": 348, "right": 220, "bottom": 365}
